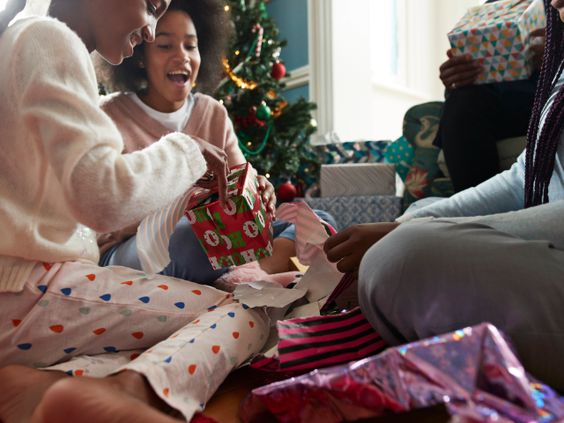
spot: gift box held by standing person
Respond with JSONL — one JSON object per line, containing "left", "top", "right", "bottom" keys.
{"left": 448, "top": 0, "right": 546, "bottom": 84}
{"left": 185, "top": 163, "right": 273, "bottom": 270}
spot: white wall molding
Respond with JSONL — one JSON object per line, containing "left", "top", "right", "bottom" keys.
{"left": 283, "top": 65, "right": 310, "bottom": 90}
{"left": 308, "top": 0, "right": 339, "bottom": 145}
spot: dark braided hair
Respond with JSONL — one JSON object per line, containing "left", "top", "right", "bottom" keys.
{"left": 0, "top": 0, "right": 26, "bottom": 36}
{"left": 97, "top": 0, "right": 232, "bottom": 95}
{"left": 525, "top": 0, "right": 564, "bottom": 207}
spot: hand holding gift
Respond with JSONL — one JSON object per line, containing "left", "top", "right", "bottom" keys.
{"left": 256, "top": 174, "right": 276, "bottom": 217}
{"left": 192, "top": 136, "right": 229, "bottom": 205}
{"left": 185, "top": 163, "right": 273, "bottom": 270}
{"left": 447, "top": 0, "right": 546, "bottom": 84}
{"left": 439, "top": 48, "right": 484, "bottom": 90}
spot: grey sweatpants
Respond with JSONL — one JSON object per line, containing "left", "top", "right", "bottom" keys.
{"left": 359, "top": 220, "right": 564, "bottom": 390}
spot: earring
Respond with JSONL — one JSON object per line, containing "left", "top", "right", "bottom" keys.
{"left": 138, "top": 61, "right": 145, "bottom": 69}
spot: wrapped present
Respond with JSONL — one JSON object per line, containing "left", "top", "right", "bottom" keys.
{"left": 241, "top": 323, "right": 564, "bottom": 423}
{"left": 448, "top": 0, "right": 546, "bottom": 84}
{"left": 304, "top": 195, "right": 402, "bottom": 229}
{"left": 320, "top": 163, "right": 396, "bottom": 197}
{"left": 314, "top": 140, "right": 390, "bottom": 165}
{"left": 185, "top": 163, "right": 272, "bottom": 270}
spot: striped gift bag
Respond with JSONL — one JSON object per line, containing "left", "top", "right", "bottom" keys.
{"left": 251, "top": 307, "right": 387, "bottom": 374}
{"left": 250, "top": 203, "right": 387, "bottom": 375}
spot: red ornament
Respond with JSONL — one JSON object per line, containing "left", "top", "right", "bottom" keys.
{"left": 271, "top": 62, "right": 287, "bottom": 81}
{"left": 277, "top": 180, "right": 297, "bottom": 202}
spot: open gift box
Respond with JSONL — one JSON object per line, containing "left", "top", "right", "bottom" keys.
{"left": 448, "top": 0, "right": 545, "bottom": 84}
{"left": 185, "top": 163, "right": 273, "bottom": 270}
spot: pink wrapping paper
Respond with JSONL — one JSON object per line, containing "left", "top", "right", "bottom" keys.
{"left": 241, "top": 323, "right": 564, "bottom": 423}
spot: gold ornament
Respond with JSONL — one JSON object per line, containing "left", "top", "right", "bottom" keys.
{"left": 272, "top": 100, "right": 288, "bottom": 118}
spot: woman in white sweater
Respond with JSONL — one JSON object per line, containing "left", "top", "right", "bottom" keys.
{"left": 0, "top": 1, "right": 269, "bottom": 422}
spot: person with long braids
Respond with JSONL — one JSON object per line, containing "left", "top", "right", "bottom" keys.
{"left": 0, "top": 0, "right": 270, "bottom": 422}
{"left": 325, "top": 0, "right": 564, "bottom": 390}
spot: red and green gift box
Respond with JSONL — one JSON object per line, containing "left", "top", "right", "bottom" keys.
{"left": 184, "top": 163, "right": 273, "bottom": 270}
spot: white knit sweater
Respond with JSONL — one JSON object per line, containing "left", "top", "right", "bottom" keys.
{"left": 0, "top": 16, "right": 207, "bottom": 292}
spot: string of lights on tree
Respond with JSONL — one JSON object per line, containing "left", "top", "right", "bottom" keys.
{"left": 214, "top": 0, "right": 320, "bottom": 202}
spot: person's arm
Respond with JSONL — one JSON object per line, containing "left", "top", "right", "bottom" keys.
{"left": 398, "top": 151, "right": 526, "bottom": 222}
{"left": 17, "top": 20, "right": 208, "bottom": 233}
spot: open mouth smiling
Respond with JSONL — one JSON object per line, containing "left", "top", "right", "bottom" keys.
{"left": 167, "top": 70, "right": 190, "bottom": 85}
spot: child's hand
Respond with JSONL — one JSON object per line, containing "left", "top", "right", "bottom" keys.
{"left": 324, "top": 222, "right": 400, "bottom": 273}
{"left": 256, "top": 174, "right": 276, "bottom": 218}
{"left": 194, "top": 138, "right": 229, "bottom": 205}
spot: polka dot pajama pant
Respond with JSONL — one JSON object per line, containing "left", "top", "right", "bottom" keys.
{"left": 0, "top": 260, "right": 269, "bottom": 421}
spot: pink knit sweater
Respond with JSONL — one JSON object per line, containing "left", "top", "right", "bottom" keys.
{"left": 98, "top": 92, "right": 246, "bottom": 255}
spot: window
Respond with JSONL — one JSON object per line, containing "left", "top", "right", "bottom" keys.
{"left": 369, "top": 0, "right": 403, "bottom": 85}
{"left": 309, "top": 0, "right": 483, "bottom": 143}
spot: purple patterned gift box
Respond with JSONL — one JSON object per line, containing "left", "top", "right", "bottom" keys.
{"left": 241, "top": 323, "right": 564, "bottom": 423}
{"left": 448, "top": 0, "right": 545, "bottom": 84}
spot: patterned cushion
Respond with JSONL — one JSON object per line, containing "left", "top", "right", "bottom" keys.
{"left": 401, "top": 102, "right": 454, "bottom": 209}
{"left": 383, "top": 136, "right": 414, "bottom": 181}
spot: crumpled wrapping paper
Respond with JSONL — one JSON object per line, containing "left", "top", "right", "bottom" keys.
{"left": 241, "top": 323, "right": 564, "bottom": 423}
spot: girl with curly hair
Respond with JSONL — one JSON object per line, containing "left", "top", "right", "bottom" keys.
{"left": 97, "top": 0, "right": 336, "bottom": 282}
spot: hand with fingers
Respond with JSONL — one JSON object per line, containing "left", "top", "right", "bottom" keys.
{"left": 323, "top": 222, "right": 400, "bottom": 274}
{"left": 192, "top": 136, "right": 229, "bottom": 205}
{"left": 256, "top": 174, "right": 276, "bottom": 219}
{"left": 439, "top": 48, "right": 484, "bottom": 91}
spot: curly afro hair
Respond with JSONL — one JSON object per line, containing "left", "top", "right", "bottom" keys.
{"left": 97, "top": 0, "right": 232, "bottom": 95}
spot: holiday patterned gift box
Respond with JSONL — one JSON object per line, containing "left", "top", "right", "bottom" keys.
{"left": 448, "top": 0, "right": 545, "bottom": 84}
{"left": 185, "top": 163, "right": 273, "bottom": 270}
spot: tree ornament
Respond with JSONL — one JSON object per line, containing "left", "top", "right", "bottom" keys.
{"left": 258, "top": 2, "right": 268, "bottom": 18}
{"left": 271, "top": 61, "right": 286, "bottom": 80}
{"left": 252, "top": 24, "right": 264, "bottom": 57}
{"left": 277, "top": 180, "right": 297, "bottom": 202}
{"left": 256, "top": 101, "right": 272, "bottom": 120}
{"left": 272, "top": 100, "right": 288, "bottom": 118}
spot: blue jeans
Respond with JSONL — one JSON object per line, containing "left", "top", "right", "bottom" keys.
{"left": 100, "top": 209, "right": 337, "bottom": 284}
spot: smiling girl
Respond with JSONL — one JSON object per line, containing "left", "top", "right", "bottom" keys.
{"left": 97, "top": 0, "right": 336, "bottom": 281}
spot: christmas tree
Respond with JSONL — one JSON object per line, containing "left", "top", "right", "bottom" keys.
{"left": 215, "top": 0, "right": 319, "bottom": 201}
